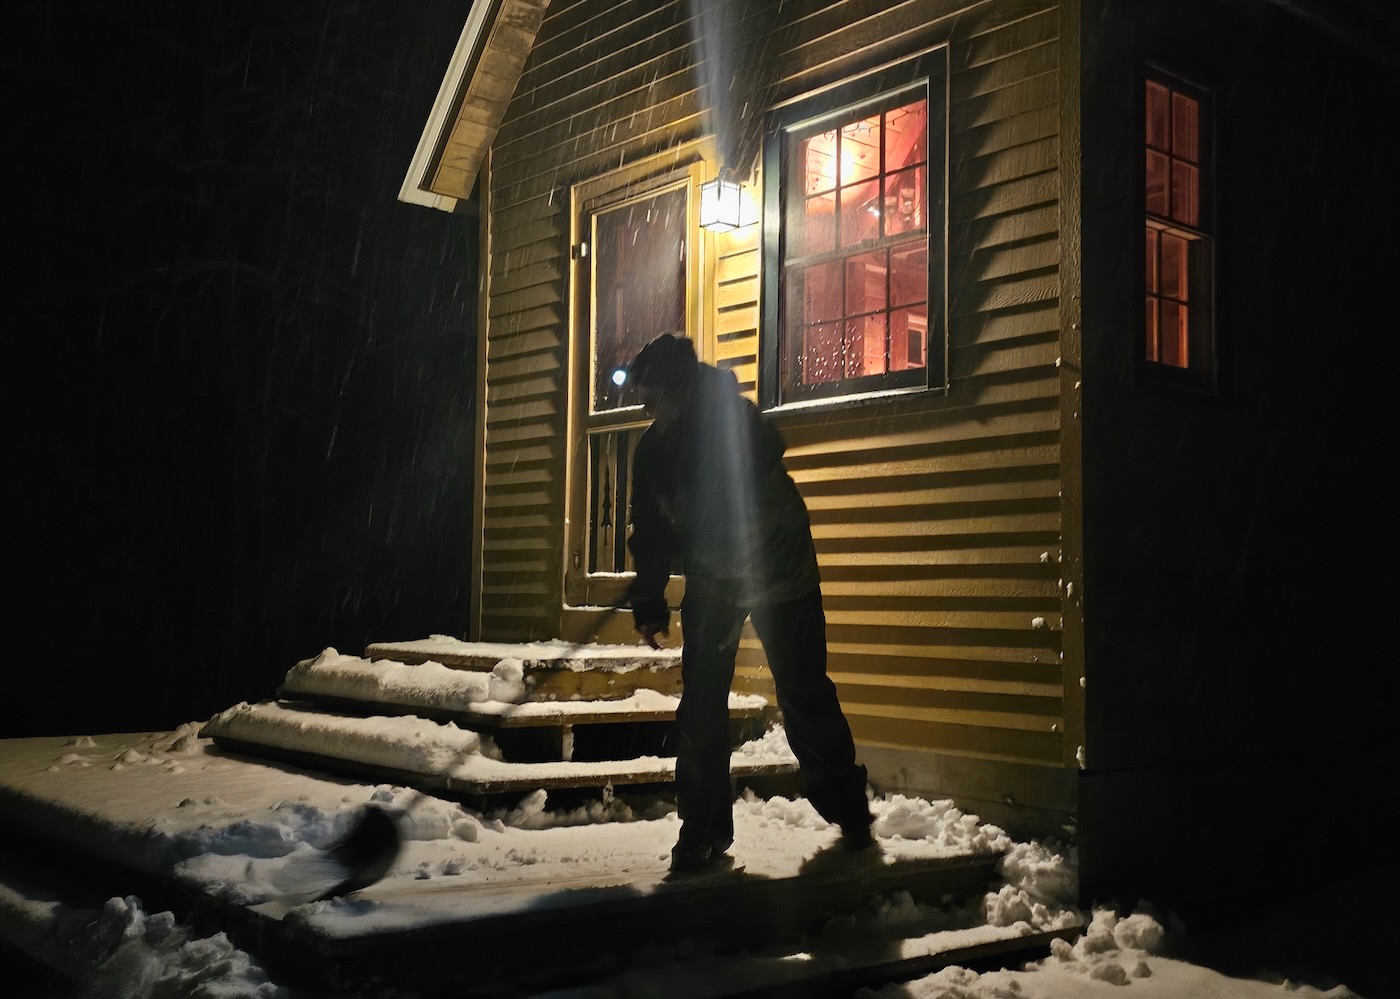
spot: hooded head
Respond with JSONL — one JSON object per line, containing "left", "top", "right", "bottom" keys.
{"left": 629, "top": 332, "right": 697, "bottom": 421}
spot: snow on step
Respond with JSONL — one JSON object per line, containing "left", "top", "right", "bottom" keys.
{"left": 281, "top": 648, "right": 528, "bottom": 711}
{"left": 365, "top": 635, "right": 680, "bottom": 673}
{"left": 201, "top": 701, "right": 798, "bottom": 793}
{"left": 364, "top": 636, "right": 685, "bottom": 701}
{"left": 280, "top": 649, "right": 767, "bottom": 728}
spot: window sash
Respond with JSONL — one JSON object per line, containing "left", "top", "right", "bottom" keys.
{"left": 762, "top": 49, "right": 947, "bottom": 408}
{"left": 1142, "top": 73, "right": 1214, "bottom": 388}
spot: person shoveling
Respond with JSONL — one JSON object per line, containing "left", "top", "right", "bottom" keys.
{"left": 623, "top": 332, "right": 875, "bottom": 875}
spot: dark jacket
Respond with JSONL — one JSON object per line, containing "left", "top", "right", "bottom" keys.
{"left": 627, "top": 363, "right": 820, "bottom": 626}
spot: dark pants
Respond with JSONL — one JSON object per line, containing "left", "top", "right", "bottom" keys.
{"left": 674, "top": 585, "right": 872, "bottom": 848}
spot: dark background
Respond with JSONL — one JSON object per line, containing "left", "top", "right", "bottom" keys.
{"left": 3, "top": 1, "right": 480, "bottom": 738}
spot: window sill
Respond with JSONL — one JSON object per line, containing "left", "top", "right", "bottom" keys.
{"left": 764, "top": 382, "right": 946, "bottom": 417}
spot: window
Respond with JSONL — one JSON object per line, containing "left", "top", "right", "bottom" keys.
{"left": 1143, "top": 74, "right": 1215, "bottom": 390}
{"left": 763, "top": 52, "right": 947, "bottom": 406}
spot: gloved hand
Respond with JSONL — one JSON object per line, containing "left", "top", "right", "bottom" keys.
{"left": 625, "top": 586, "right": 670, "bottom": 650}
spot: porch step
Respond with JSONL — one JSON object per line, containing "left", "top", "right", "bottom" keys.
{"left": 365, "top": 636, "right": 684, "bottom": 700}
{"left": 200, "top": 701, "right": 798, "bottom": 797}
{"left": 274, "top": 648, "right": 773, "bottom": 763}
{"left": 531, "top": 922, "right": 1083, "bottom": 999}
{"left": 255, "top": 852, "right": 1027, "bottom": 996}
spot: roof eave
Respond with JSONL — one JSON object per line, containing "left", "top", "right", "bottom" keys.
{"left": 399, "top": 0, "right": 550, "bottom": 213}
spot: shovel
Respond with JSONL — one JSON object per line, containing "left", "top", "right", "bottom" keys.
{"left": 273, "top": 802, "right": 405, "bottom": 904}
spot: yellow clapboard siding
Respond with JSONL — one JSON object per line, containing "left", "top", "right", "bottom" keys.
{"left": 819, "top": 546, "right": 1057, "bottom": 569}
{"left": 487, "top": 374, "right": 562, "bottom": 405}
{"left": 483, "top": 421, "right": 557, "bottom": 446}
{"left": 823, "top": 607, "right": 1059, "bottom": 630}
{"left": 484, "top": 326, "right": 565, "bottom": 359}
{"left": 482, "top": 487, "right": 554, "bottom": 511}
{"left": 802, "top": 477, "right": 1061, "bottom": 511}
{"left": 714, "top": 335, "right": 756, "bottom": 362}
{"left": 488, "top": 278, "right": 564, "bottom": 317}
{"left": 953, "top": 38, "right": 1057, "bottom": 100}
{"left": 483, "top": 442, "right": 557, "bottom": 466}
{"left": 717, "top": 305, "right": 759, "bottom": 337}
{"left": 716, "top": 223, "right": 760, "bottom": 254}
{"left": 954, "top": 271, "right": 1058, "bottom": 316}
{"left": 821, "top": 578, "right": 1061, "bottom": 599}
{"left": 829, "top": 669, "right": 1062, "bottom": 699}
{"left": 716, "top": 247, "right": 760, "bottom": 284}
{"left": 952, "top": 136, "right": 1059, "bottom": 194}
{"left": 951, "top": 337, "right": 1058, "bottom": 379}
{"left": 484, "top": 397, "right": 559, "bottom": 425}
{"left": 783, "top": 407, "right": 1059, "bottom": 456}
{"left": 958, "top": 7, "right": 1057, "bottom": 69}
{"left": 962, "top": 171, "right": 1059, "bottom": 222}
{"left": 790, "top": 443, "right": 1058, "bottom": 483}
{"left": 486, "top": 352, "right": 565, "bottom": 381}
{"left": 479, "top": 466, "right": 553, "bottom": 489}
{"left": 848, "top": 714, "right": 1062, "bottom": 766}
{"left": 972, "top": 237, "right": 1061, "bottom": 281}
{"left": 716, "top": 277, "right": 759, "bottom": 311}
{"left": 723, "top": 360, "right": 759, "bottom": 385}
{"left": 959, "top": 104, "right": 1060, "bottom": 162}
{"left": 952, "top": 71, "right": 1058, "bottom": 134}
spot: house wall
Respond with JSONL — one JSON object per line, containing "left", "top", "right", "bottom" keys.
{"left": 1077, "top": 0, "right": 1400, "bottom": 913}
{"left": 478, "top": 0, "right": 1081, "bottom": 831}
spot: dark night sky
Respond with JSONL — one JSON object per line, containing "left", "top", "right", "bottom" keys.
{"left": 3, "top": 2, "right": 482, "bottom": 737}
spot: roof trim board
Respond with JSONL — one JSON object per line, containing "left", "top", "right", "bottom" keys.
{"left": 400, "top": 0, "right": 550, "bottom": 212}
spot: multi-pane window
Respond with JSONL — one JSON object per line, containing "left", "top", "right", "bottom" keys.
{"left": 1144, "top": 76, "right": 1214, "bottom": 386}
{"left": 765, "top": 53, "right": 946, "bottom": 406}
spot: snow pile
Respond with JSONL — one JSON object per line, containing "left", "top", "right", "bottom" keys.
{"left": 48, "top": 724, "right": 204, "bottom": 775}
{"left": 488, "top": 787, "right": 674, "bottom": 830}
{"left": 78, "top": 896, "right": 285, "bottom": 999}
{"left": 281, "top": 647, "right": 529, "bottom": 709}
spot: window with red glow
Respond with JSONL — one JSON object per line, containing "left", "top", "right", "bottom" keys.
{"left": 1144, "top": 76, "right": 1214, "bottom": 386}
{"left": 778, "top": 86, "right": 937, "bottom": 401}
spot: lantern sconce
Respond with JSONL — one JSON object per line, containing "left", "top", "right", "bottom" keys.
{"left": 699, "top": 177, "right": 745, "bottom": 232}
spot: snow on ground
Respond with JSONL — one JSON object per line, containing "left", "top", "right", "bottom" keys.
{"left": 0, "top": 640, "right": 1378, "bottom": 998}
{"left": 1, "top": 725, "right": 1370, "bottom": 997}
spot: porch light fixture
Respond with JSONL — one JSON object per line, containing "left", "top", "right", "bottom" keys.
{"left": 699, "top": 177, "right": 743, "bottom": 232}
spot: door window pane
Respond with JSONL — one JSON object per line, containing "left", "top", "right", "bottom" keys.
{"left": 592, "top": 187, "right": 687, "bottom": 410}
